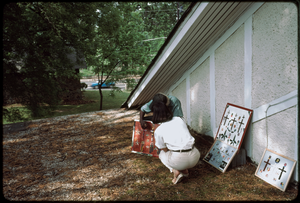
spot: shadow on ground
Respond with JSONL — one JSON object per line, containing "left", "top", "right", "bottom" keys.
{"left": 2, "top": 108, "right": 298, "bottom": 201}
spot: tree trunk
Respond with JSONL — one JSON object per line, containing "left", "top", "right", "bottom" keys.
{"left": 99, "top": 86, "right": 103, "bottom": 110}
{"left": 97, "top": 72, "right": 103, "bottom": 110}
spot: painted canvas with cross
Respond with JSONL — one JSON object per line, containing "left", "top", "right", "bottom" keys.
{"left": 255, "top": 148, "right": 296, "bottom": 192}
{"left": 203, "top": 103, "right": 253, "bottom": 172}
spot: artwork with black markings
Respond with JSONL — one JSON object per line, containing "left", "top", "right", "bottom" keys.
{"left": 204, "top": 103, "right": 253, "bottom": 173}
{"left": 255, "top": 148, "right": 296, "bottom": 192}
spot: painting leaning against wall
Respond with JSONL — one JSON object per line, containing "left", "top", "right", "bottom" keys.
{"left": 255, "top": 148, "right": 297, "bottom": 192}
{"left": 203, "top": 103, "right": 253, "bottom": 172}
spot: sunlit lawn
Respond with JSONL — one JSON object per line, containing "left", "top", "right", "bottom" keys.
{"left": 2, "top": 89, "right": 131, "bottom": 124}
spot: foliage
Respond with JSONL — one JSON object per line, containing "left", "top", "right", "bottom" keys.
{"left": 85, "top": 2, "right": 191, "bottom": 110}
{"left": 2, "top": 108, "right": 27, "bottom": 123}
{"left": 86, "top": 2, "right": 151, "bottom": 110}
{"left": 3, "top": 2, "right": 99, "bottom": 118}
{"left": 79, "top": 67, "right": 95, "bottom": 78}
{"left": 135, "top": 2, "right": 191, "bottom": 53}
{"left": 137, "top": 2, "right": 191, "bottom": 36}
{"left": 3, "top": 2, "right": 192, "bottom": 119}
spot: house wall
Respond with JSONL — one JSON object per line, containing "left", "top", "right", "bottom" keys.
{"left": 251, "top": 2, "right": 298, "bottom": 168}
{"left": 190, "top": 57, "right": 211, "bottom": 134}
{"left": 166, "top": 3, "right": 298, "bottom": 181}
{"left": 252, "top": 3, "right": 298, "bottom": 108}
{"left": 171, "top": 79, "right": 187, "bottom": 121}
{"left": 215, "top": 25, "right": 245, "bottom": 128}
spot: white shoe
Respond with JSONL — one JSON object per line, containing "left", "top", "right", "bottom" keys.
{"left": 173, "top": 173, "right": 184, "bottom": 184}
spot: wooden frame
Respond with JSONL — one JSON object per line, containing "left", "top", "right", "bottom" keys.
{"left": 214, "top": 103, "right": 253, "bottom": 150}
{"left": 131, "top": 120, "right": 161, "bottom": 157}
{"left": 255, "top": 148, "right": 297, "bottom": 192}
{"left": 204, "top": 103, "right": 253, "bottom": 172}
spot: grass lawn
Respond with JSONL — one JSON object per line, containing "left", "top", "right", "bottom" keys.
{"left": 2, "top": 90, "right": 131, "bottom": 125}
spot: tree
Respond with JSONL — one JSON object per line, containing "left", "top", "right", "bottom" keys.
{"left": 3, "top": 2, "right": 99, "bottom": 118}
{"left": 3, "top": 2, "right": 192, "bottom": 120}
{"left": 86, "top": 2, "right": 151, "bottom": 110}
{"left": 135, "top": 2, "right": 191, "bottom": 54}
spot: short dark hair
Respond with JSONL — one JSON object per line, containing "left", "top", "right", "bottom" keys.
{"left": 149, "top": 93, "right": 168, "bottom": 111}
{"left": 151, "top": 101, "right": 173, "bottom": 124}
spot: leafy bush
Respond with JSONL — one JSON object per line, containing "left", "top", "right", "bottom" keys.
{"left": 2, "top": 108, "right": 27, "bottom": 123}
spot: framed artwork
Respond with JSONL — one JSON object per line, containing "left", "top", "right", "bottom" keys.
{"left": 215, "top": 103, "right": 253, "bottom": 150}
{"left": 131, "top": 120, "right": 161, "bottom": 157}
{"left": 203, "top": 103, "right": 253, "bottom": 172}
{"left": 203, "top": 140, "right": 238, "bottom": 172}
{"left": 255, "top": 148, "right": 297, "bottom": 192}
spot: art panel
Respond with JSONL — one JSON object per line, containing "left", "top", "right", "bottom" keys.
{"left": 131, "top": 120, "right": 161, "bottom": 157}
{"left": 255, "top": 148, "right": 297, "bottom": 192}
{"left": 203, "top": 140, "right": 238, "bottom": 172}
{"left": 215, "top": 103, "right": 253, "bottom": 149}
{"left": 204, "top": 103, "right": 253, "bottom": 172}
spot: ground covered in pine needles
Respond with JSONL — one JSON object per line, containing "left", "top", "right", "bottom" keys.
{"left": 2, "top": 108, "right": 298, "bottom": 201}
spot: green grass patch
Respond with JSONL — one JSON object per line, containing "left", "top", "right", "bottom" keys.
{"left": 2, "top": 90, "right": 130, "bottom": 124}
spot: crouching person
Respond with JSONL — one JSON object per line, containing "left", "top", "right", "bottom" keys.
{"left": 152, "top": 100, "right": 200, "bottom": 184}
{"left": 140, "top": 92, "right": 183, "bottom": 129}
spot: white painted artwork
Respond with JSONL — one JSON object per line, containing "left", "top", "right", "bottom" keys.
{"left": 216, "top": 103, "right": 253, "bottom": 149}
{"left": 204, "top": 103, "right": 253, "bottom": 172}
{"left": 255, "top": 148, "right": 297, "bottom": 192}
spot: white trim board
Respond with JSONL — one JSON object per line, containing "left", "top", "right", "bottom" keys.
{"left": 243, "top": 15, "right": 253, "bottom": 157}
{"left": 210, "top": 52, "right": 216, "bottom": 136}
{"left": 186, "top": 74, "right": 191, "bottom": 125}
{"left": 244, "top": 16, "right": 252, "bottom": 109}
{"left": 252, "top": 90, "right": 298, "bottom": 123}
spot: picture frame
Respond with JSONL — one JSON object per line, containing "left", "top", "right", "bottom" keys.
{"left": 255, "top": 148, "right": 297, "bottom": 192}
{"left": 203, "top": 140, "right": 238, "bottom": 172}
{"left": 215, "top": 103, "right": 253, "bottom": 150}
{"left": 131, "top": 120, "right": 161, "bottom": 157}
{"left": 203, "top": 103, "right": 253, "bottom": 172}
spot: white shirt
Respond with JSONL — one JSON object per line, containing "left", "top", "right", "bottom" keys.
{"left": 154, "top": 117, "right": 195, "bottom": 150}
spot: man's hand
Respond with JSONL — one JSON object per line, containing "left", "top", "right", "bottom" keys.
{"left": 140, "top": 110, "right": 147, "bottom": 129}
{"left": 140, "top": 120, "right": 147, "bottom": 129}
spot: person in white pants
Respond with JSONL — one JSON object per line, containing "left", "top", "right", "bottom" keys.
{"left": 152, "top": 100, "right": 200, "bottom": 184}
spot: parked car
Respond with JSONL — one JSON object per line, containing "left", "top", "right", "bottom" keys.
{"left": 90, "top": 80, "right": 115, "bottom": 89}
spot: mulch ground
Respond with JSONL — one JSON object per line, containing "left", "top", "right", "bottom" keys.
{"left": 2, "top": 108, "right": 298, "bottom": 201}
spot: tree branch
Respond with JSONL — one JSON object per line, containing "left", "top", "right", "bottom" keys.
{"left": 102, "top": 60, "right": 121, "bottom": 84}
{"left": 35, "top": 3, "right": 63, "bottom": 40}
